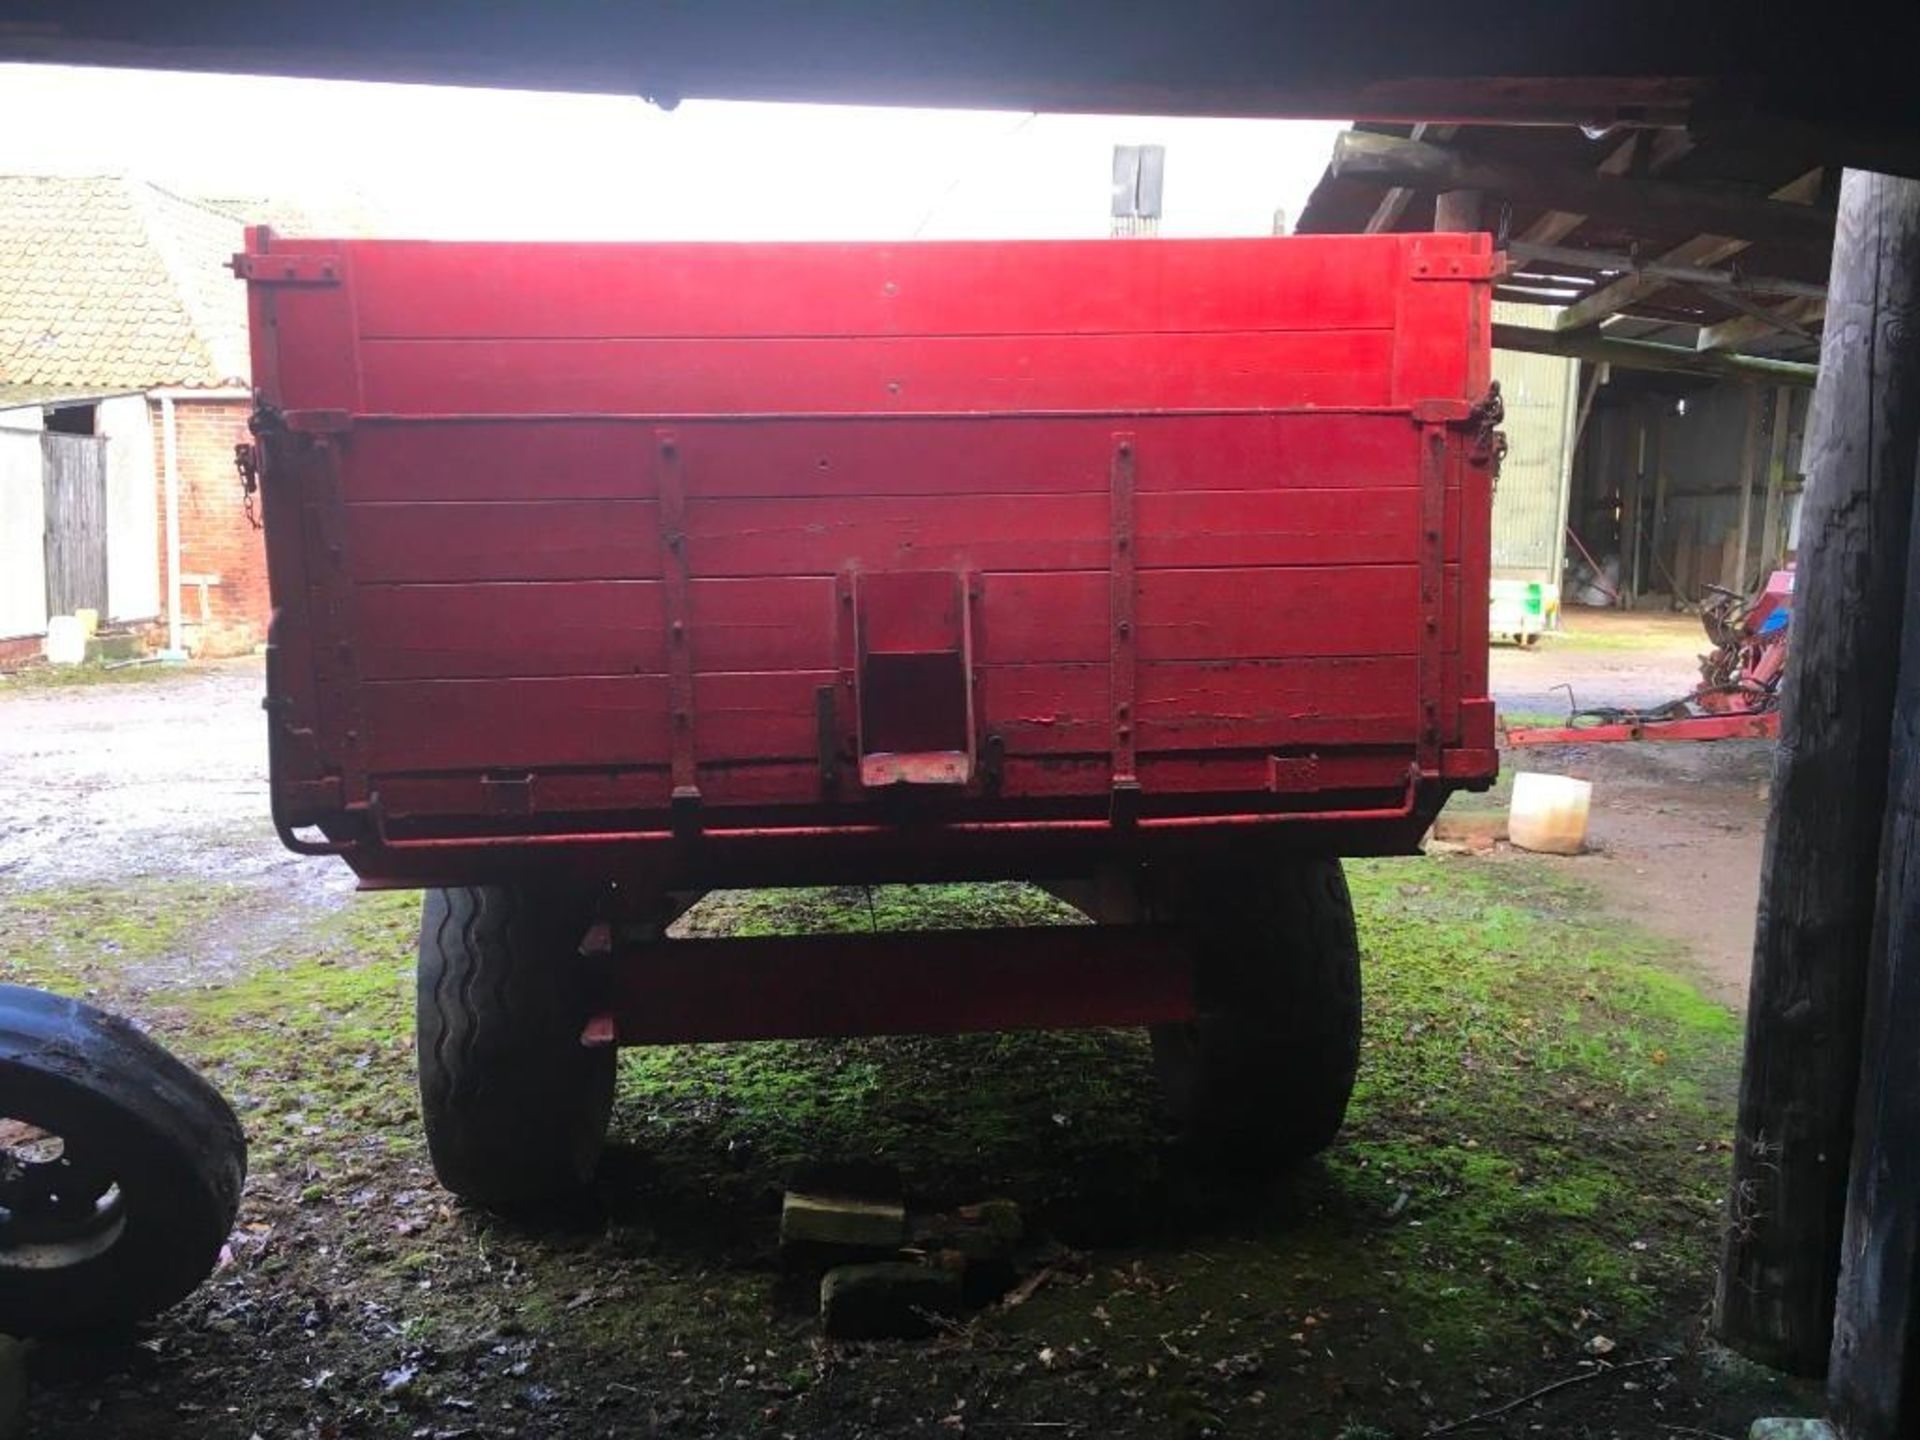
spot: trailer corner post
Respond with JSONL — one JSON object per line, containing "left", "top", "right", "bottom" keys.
{"left": 1716, "top": 169, "right": 1920, "bottom": 1377}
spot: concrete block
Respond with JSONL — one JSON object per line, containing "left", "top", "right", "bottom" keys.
{"left": 820, "top": 1262, "right": 962, "bottom": 1340}
{"left": 781, "top": 1190, "right": 907, "bottom": 1269}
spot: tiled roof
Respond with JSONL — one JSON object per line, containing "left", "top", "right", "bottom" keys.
{"left": 0, "top": 175, "right": 250, "bottom": 391}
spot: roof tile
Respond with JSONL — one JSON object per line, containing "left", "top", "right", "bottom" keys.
{"left": 0, "top": 174, "right": 250, "bottom": 390}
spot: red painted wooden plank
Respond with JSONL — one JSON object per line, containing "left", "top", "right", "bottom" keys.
{"left": 353, "top": 576, "right": 835, "bottom": 679}
{"left": 360, "top": 669, "right": 833, "bottom": 773}
{"left": 361, "top": 675, "right": 670, "bottom": 772}
{"left": 981, "top": 657, "right": 1418, "bottom": 755}
{"left": 1137, "top": 488, "right": 1418, "bottom": 568}
{"left": 675, "top": 492, "right": 1418, "bottom": 579}
{"left": 979, "top": 568, "right": 1424, "bottom": 664}
{"left": 342, "top": 500, "right": 663, "bottom": 582}
{"left": 359, "top": 654, "right": 1417, "bottom": 777}
{"left": 355, "top": 331, "right": 1397, "bottom": 416}
{"left": 343, "top": 236, "right": 1405, "bottom": 341}
{"left": 340, "top": 422, "right": 656, "bottom": 502}
{"left": 339, "top": 412, "right": 1425, "bottom": 502}
{"left": 368, "top": 745, "right": 1421, "bottom": 821}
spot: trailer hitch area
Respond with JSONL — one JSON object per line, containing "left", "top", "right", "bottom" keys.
{"left": 852, "top": 570, "right": 976, "bottom": 787}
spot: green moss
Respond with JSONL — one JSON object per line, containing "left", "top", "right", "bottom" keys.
{"left": 3, "top": 855, "right": 1752, "bottom": 1433}
{"left": 0, "top": 880, "right": 254, "bottom": 992}
{"left": 0, "top": 659, "right": 193, "bottom": 690}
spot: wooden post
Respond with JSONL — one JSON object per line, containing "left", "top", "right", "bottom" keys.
{"left": 1716, "top": 170, "right": 1920, "bottom": 1377}
{"left": 1651, "top": 408, "right": 1671, "bottom": 599}
{"left": 1621, "top": 412, "right": 1645, "bottom": 606}
{"left": 1758, "top": 387, "right": 1794, "bottom": 574}
{"left": 1434, "top": 188, "right": 1484, "bottom": 233}
{"left": 1728, "top": 383, "right": 1762, "bottom": 591}
{"left": 1831, "top": 489, "right": 1920, "bottom": 1436}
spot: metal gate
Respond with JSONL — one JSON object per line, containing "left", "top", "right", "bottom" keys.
{"left": 42, "top": 432, "right": 108, "bottom": 617}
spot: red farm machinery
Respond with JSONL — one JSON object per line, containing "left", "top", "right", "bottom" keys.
{"left": 236, "top": 229, "right": 1501, "bottom": 1205}
{"left": 1505, "top": 569, "right": 1793, "bottom": 747}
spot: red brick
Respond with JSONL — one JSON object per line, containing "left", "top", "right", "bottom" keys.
{"left": 151, "top": 398, "right": 269, "bottom": 657}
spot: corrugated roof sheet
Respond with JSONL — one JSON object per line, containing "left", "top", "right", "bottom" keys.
{"left": 0, "top": 174, "right": 250, "bottom": 391}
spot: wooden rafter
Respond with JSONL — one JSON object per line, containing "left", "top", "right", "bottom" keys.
{"left": 1362, "top": 123, "right": 1454, "bottom": 233}
{"left": 1696, "top": 294, "right": 1827, "bottom": 351}
{"left": 1493, "top": 321, "right": 1817, "bottom": 384}
{"left": 1330, "top": 132, "right": 1835, "bottom": 246}
{"left": 1509, "top": 241, "right": 1826, "bottom": 301}
{"left": 1554, "top": 167, "right": 1830, "bottom": 333}
{"left": 1514, "top": 131, "right": 1648, "bottom": 245}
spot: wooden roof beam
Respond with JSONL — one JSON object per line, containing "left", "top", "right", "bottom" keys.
{"left": 1362, "top": 123, "right": 1455, "bottom": 234}
{"left": 1514, "top": 131, "right": 1652, "bottom": 245}
{"left": 1695, "top": 294, "right": 1827, "bottom": 351}
{"left": 1329, "top": 131, "right": 1835, "bottom": 246}
{"left": 1553, "top": 234, "right": 1750, "bottom": 330}
{"left": 1493, "top": 321, "right": 1817, "bottom": 385}
{"left": 1510, "top": 241, "right": 1826, "bottom": 300}
{"left": 1553, "top": 167, "right": 1829, "bottom": 332}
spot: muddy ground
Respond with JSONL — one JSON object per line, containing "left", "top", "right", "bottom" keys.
{"left": 0, "top": 622, "right": 1809, "bottom": 1439}
{"left": 1489, "top": 609, "right": 1770, "bottom": 1001}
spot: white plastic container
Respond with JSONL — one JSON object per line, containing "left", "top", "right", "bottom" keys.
{"left": 42, "top": 615, "right": 86, "bottom": 666}
{"left": 1507, "top": 772, "right": 1592, "bottom": 855}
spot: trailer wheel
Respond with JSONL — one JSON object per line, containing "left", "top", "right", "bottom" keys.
{"left": 417, "top": 886, "right": 614, "bottom": 1210}
{"left": 0, "top": 984, "right": 246, "bottom": 1335}
{"left": 1151, "top": 858, "right": 1361, "bottom": 1170}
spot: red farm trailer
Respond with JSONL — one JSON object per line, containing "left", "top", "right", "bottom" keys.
{"left": 236, "top": 229, "right": 1501, "bottom": 1206}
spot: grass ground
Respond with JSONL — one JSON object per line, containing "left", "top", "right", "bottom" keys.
{"left": 0, "top": 857, "right": 1813, "bottom": 1438}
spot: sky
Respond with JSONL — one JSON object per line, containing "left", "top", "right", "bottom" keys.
{"left": 0, "top": 64, "right": 1344, "bottom": 241}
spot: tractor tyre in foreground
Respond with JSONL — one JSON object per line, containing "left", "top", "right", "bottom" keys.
{"left": 416, "top": 885, "right": 614, "bottom": 1210}
{"left": 1150, "top": 858, "right": 1362, "bottom": 1171}
{"left": 0, "top": 983, "right": 246, "bottom": 1335}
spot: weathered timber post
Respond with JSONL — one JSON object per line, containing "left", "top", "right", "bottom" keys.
{"left": 1717, "top": 170, "right": 1920, "bottom": 1375}
{"left": 1829, "top": 213, "right": 1920, "bottom": 1437}
{"left": 1433, "top": 188, "right": 1484, "bottom": 233}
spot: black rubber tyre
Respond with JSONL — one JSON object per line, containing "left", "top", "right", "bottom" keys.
{"left": 416, "top": 886, "right": 614, "bottom": 1210}
{"left": 0, "top": 984, "right": 246, "bottom": 1335}
{"left": 1150, "top": 858, "right": 1362, "bottom": 1170}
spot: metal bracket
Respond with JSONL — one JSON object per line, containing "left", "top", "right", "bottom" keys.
{"left": 1408, "top": 245, "right": 1502, "bottom": 282}
{"left": 656, "top": 430, "right": 702, "bottom": 816}
{"left": 481, "top": 772, "right": 536, "bottom": 817}
{"left": 1416, "top": 424, "right": 1448, "bottom": 772}
{"left": 284, "top": 409, "right": 353, "bottom": 435}
{"left": 230, "top": 252, "right": 344, "bottom": 285}
{"left": 815, "top": 684, "right": 840, "bottom": 791}
{"left": 1267, "top": 754, "right": 1324, "bottom": 794}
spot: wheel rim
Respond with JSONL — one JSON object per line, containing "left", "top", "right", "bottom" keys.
{"left": 0, "top": 1115, "right": 129, "bottom": 1272}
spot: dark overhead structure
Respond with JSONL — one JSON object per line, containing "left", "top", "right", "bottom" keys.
{"left": 7, "top": 6, "right": 1920, "bottom": 1436}
{"left": 1, "top": 2, "right": 1919, "bottom": 171}
{"left": 1297, "top": 122, "right": 1833, "bottom": 378}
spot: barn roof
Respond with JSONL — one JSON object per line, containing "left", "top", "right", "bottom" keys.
{"left": 0, "top": 174, "right": 251, "bottom": 394}
{"left": 1296, "top": 123, "right": 1833, "bottom": 375}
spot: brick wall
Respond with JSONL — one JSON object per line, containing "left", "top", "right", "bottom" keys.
{"left": 0, "top": 634, "right": 41, "bottom": 670}
{"left": 152, "top": 397, "right": 269, "bottom": 657}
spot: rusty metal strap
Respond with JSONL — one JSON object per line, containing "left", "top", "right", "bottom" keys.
{"left": 1417, "top": 423, "right": 1447, "bottom": 771}
{"left": 1109, "top": 433, "right": 1139, "bottom": 820}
